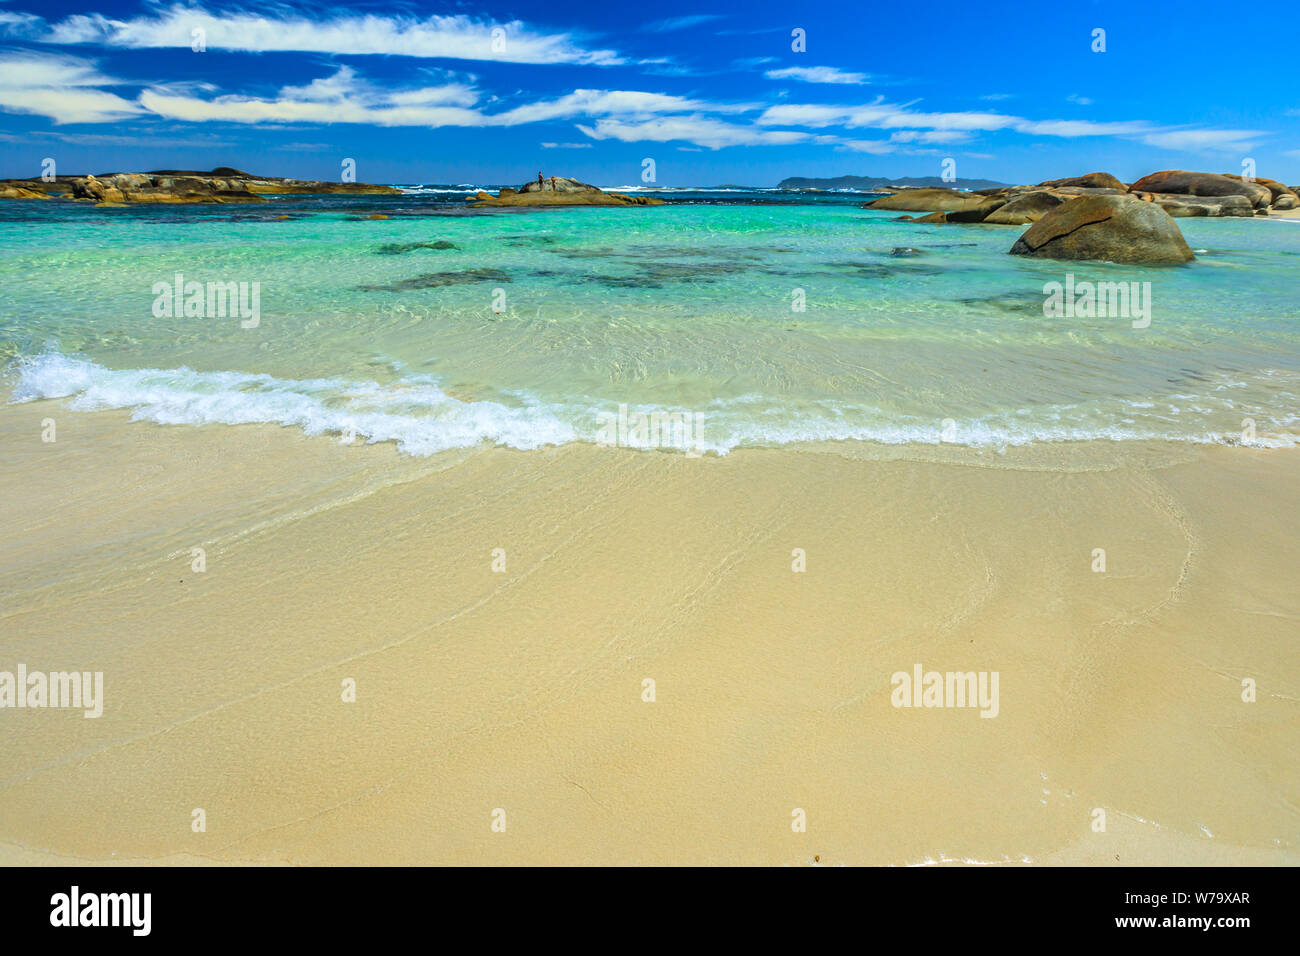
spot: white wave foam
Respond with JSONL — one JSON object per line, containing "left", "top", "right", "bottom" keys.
{"left": 10, "top": 352, "right": 576, "bottom": 456}
{"left": 8, "top": 352, "right": 1298, "bottom": 457}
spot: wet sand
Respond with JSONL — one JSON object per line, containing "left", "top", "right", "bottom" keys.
{"left": 0, "top": 403, "right": 1296, "bottom": 865}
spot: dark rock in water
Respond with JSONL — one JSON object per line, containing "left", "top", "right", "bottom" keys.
{"left": 912, "top": 211, "right": 950, "bottom": 223}
{"left": 1009, "top": 195, "right": 1194, "bottom": 264}
{"left": 376, "top": 240, "right": 458, "bottom": 254}
{"left": 358, "top": 268, "right": 510, "bottom": 291}
{"left": 960, "top": 294, "right": 1045, "bottom": 314}
{"left": 983, "top": 190, "right": 1068, "bottom": 224}
{"left": 891, "top": 215, "right": 917, "bottom": 222}
{"left": 1038, "top": 172, "right": 1128, "bottom": 191}
{"left": 890, "top": 247, "right": 925, "bottom": 256}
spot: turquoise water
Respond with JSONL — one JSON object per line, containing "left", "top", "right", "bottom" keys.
{"left": 3, "top": 190, "right": 1299, "bottom": 454}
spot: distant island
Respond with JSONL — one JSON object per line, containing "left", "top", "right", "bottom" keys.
{"left": 777, "top": 174, "right": 1009, "bottom": 191}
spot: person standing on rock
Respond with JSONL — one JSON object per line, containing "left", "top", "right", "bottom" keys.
{"left": 537, "top": 171, "right": 543, "bottom": 189}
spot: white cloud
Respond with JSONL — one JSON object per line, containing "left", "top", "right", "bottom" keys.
{"left": 136, "top": 73, "right": 759, "bottom": 132}
{"left": 764, "top": 66, "right": 870, "bottom": 85}
{"left": 0, "top": 51, "right": 142, "bottom": 123}
{"left": 0, "top": 46, "right": 1277, "bottom": 159}
{"left": 140, "top": 66, "right": 487, "bottom": 126}
{"left": 541, "top": 141, "right": 592, "bottom": 148}
{"left": 45, "top": 5, "right": 624, "bottom": 66}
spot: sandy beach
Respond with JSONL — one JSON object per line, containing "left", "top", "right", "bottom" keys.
{"left": 1, "top": 401, "right": 1295, "bottom": 866}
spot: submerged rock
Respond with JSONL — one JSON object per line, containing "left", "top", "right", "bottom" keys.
{"left": 1009, "top": 195, "right": 1194, "bottom": 264}
{"left": 376, "top": 240, "right": 459, "bottom": 254}
{"left": 357, "top": 268, "right": 510, "bottom": 291}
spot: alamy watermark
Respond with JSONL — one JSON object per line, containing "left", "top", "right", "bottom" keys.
{"left": 152, "top": 272, "right": 261, "bottom": 328}
{"left": 891, "top": 663, "right": 999, "bottom": 718}
{"left": 50, "top": 886, "right": 150, "bottom": 936}
{"left": 596, "top": 403, "right": 706, "bottom": 455}
{"left": 1043, "top": 274, "right": 1151, "bottom": 328}
{"left": 1, "top": 664, "right": 103, "bottom": 717}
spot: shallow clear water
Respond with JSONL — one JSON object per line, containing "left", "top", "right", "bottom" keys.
{"left": 3, "top": 189, "right": 1299, "bottom": 455}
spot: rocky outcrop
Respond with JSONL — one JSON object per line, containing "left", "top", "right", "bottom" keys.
{"left": 0, "top": 168, "right": 401, "bottom": 205}
{"left": 1222, "top": 175, "right": 1299, "bottom": 210}
{"left": 0, "top": 184, "right": 49, "bottom": 200}
{"left": 1038, "top": 172, "right": 1128, "bottom": 191}
{"left": 1009, "top": 194, "right": 1194, "bottom": 264}
{"left": 471, "top": 176, "right": 663, "bottom": 207}
{"left": 872, "top": 167, "right": 1298, "bottom": 229}
{"left": 863, "top": 187, "right": 995, "bottom": 212}
{"left": 1135, "top": 192, "right": 1254, "bottom": 218}
{"left": 1128, "top": 170, "right": 1270, "bottom": 208}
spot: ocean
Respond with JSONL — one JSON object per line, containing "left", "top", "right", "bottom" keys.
{"left": 4, "top": 186, "right": 1299, "bottom": 457}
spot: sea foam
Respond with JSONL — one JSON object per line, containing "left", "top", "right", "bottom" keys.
{"left": 9, "top": 351, "right": 1299, "bottom": 456}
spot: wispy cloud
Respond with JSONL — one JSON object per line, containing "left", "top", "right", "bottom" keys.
{"left": 1138, "top": 128, "right": 1268, "bottom": 152}
{"left": 135, "top": 67, "right": 759, "bottom": 133}
{"left": 642, "top": 14, "right": 726, "bottom": 33}
{"left": 42, "top": 5, "right": 625, "bottom": 66}
{"left": 765, "top": 66, "right": 871, "bottom": 85}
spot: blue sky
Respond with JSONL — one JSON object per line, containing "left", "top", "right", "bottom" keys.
{"left": 1, "top": 0, "right": 1297, "bottom": 186}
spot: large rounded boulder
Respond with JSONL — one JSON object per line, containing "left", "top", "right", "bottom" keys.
{"left": 1038, "top": 172, "right": 1128, "bottom": 191}
{"left": 983, "top": 190, "right": 1068, "bottom": 224}
{"left": 864, "top": 187, "right": 993, "bottom": 212}
{"left": 1009, "top": 194, "right": 1194, "bottom": 264}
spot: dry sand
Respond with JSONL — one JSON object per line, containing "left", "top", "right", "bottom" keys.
{"left": 0, "top": 402, "right": 1296, "bottom": 866}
